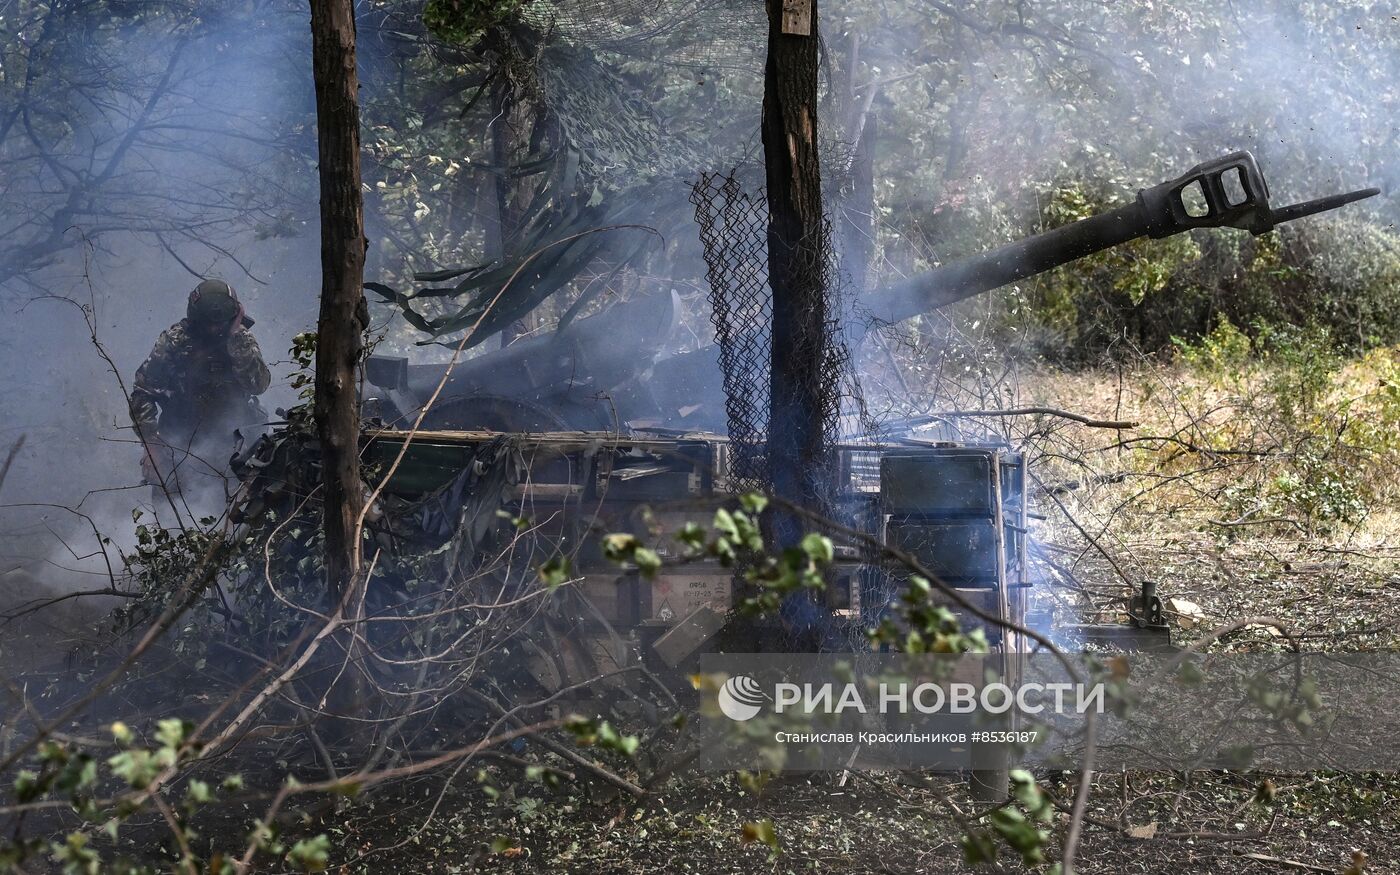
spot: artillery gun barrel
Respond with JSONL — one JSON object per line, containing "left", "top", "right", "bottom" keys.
{"left": 865, "top": 201, "right": 1142, "bottom": 327}
{"left": 861, "top": 151, "right": 1378, "bottom": 331}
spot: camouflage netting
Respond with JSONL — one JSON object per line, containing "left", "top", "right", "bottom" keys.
{"left": 508, "top": 0, "right": 768, "bottom": 189}
{"left": 369, "top": 0, "right": 779, "bottom": 344}
{"left": 689, "top": 174, "right": 771, "bottom": 494}
{"left": 691, "top": 172, "right": 873, "bottom": 497}
{"left": 519, "top": 0, "right": 765, "bottom": 71}
{"left": 523, "top": 39, "right": 709, "bottom": 185}
{"left": 381, "top": 0, "right": 879, "bottom": 459}
{"left": 514, "top": 2, "right": 874, "bottom": 468}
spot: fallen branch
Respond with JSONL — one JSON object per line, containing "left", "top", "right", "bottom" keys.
{"left": 465, "top": 688, "right": 647, "bottom": 799}
{"left": 1110, "top": 435, "right": 1281, "bottom": 457}
{"left": 234, "top": 719, "right": 563, "bottom": 872}
{"left": 1235, "top": 851, "right": 1331, "bottom": 872}
{"left": 516, "top": 731, "right": 645, "bottom": 799}
{"left": 0, "top": 586, "right": 139, "bottom": 625}
{"left": 932, "top": 407, "right": 1138, "bottom": 429}
{"left": 1208, "top": 515, "right": 1306, "bottom": 533}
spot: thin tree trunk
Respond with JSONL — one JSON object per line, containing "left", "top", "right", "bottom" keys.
{"left": 841, "top": 108, "right": 877, "bottom": 294}
{"left": 309, "top": 0, "right": 367, "bottom": 600}
{"left": 833, "top": 28, "right": 876, "bottom": 294}
{"left": 763, "top": 0, "right": 828, "bottom": 533}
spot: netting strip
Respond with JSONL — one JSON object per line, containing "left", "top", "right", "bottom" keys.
{"left": 691, "top": 172, "right": 873, "bottom": 504}
{"left": 690, "top": 174, "right": 773, "bottom": 495}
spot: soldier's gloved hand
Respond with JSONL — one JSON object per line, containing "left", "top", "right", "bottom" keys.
{"left": 226, "top": 301, "right": 248, "bottom": 336}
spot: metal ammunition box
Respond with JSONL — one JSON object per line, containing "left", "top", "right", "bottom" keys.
{"left": 881, "top": 449, "right": 1000, "bottom": 515}
{"left": 884, "top": 519, "right": 1001, "bottom": 584}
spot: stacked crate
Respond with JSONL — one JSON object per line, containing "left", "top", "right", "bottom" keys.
{"left": 879, "top": 446, "right": 1029, "bottom": 647}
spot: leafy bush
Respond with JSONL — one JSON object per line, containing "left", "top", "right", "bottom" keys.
{"left": 422, "top": 0, "right": 525, "bottom": 45}
{"left": 1160, "top": 322, "right": 1400, "bottom": 529}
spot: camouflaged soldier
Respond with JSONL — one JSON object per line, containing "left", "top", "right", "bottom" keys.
{"left": 131, "top": 280, "right": 271, "bottom": 488}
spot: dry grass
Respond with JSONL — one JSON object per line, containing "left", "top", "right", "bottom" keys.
{"left": 1012, "top": 353, "right": 1400, "bottom": 651}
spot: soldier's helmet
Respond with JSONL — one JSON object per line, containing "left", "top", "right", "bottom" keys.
{"left": 186, "top": 279, "right": 241, "bottom": 329}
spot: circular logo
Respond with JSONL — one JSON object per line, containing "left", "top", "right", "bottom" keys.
{"left": 717, "top": 675, "right": 766, "bottom": 721}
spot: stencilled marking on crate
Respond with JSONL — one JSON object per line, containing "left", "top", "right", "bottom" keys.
{"left": 650, "top": 573, "right": 731, "bottom": 622}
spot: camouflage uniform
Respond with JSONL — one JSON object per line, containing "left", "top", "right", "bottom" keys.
{"left": 130, "top": 320, "right": 271, "bottom": 442}
{"left": 131, "top": 280, "right": 271, "bottom": 486}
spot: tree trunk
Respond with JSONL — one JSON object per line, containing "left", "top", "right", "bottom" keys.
{"left": 309, "top": 0, "right": 367, "bottom": 600}
{"left": 483, "top": 27, "right": 555, "bottom": 348}
{"left": 763, "top": 0, "right": 829, "bottom": 534}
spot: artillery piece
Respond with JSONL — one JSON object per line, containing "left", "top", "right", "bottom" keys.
{"left": 336, "top": 150, "right": 1377, "bottom": 650}
{"left": 254, "top": 149, "right": 1377, "bottom": 644}
{"left": 244, "top": 151, "right": 1376, "bottom": 673}
{"left": 233, "top": 151, "right": 1373, "bottom": 796}
{"left": 348, "top": 153, "right": 1380, "bottom": 642}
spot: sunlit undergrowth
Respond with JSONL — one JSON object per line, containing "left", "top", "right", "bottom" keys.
{"left": 1025, "top": 321, "right": 1400, "bottom": 542}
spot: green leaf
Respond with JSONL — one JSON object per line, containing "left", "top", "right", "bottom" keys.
{"left": 739, "top": 493, "right": 769, "bottom": 514}
{"left": 108, "top": 750, "right": 159, "bottom": 790}
{"left": 154, "top": 718, "right": 191, "bottom": 750}
{"left": 186, "top": 779, "right": 212, "bottom": 806}
{"left": 602, "top": 533, "right": 639, "bottom": 561}
{"left": 676, "top": 522, "right": 707, "bottom": 552}
{"left": 1010, "top": 770, "right": 1052, "bottom": 822}
{"left": 13, "top": 770, "right": 41, "bottom": 803}
{"left": 960, "top": 828, "right": 998, "bottom": 864}
{"left": 800, "top": 533, "right": 834, "bottom": 564}
{"left": 632, "top": 547, "right": 662, "bottom": 579}
{"left": 713, "top": 508, "right": 738, "bottom": 538}
{"left": 741, "top": 819, "right": 779, "bottom": 852}
{"left": 109, "top": 722, "right": 133, "bottom": 746}
{"left": 989, "top": 807, "right": 1048, "bottom": 864}
{"left": 286, "top": 834, "right": 331, "bottom": 872}
{"left": 538, "top": 556, "right": 572, "bottom": 589}
{"left": 52, "top": 831, "right": 101, "bottom": 873}
{"left": 594, "top": 721, "right": 640, "bottom": 757}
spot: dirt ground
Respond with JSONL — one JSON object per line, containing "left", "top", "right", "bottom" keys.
{"left": 285, "top": 767, "right": 1395, "bottom": 874}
